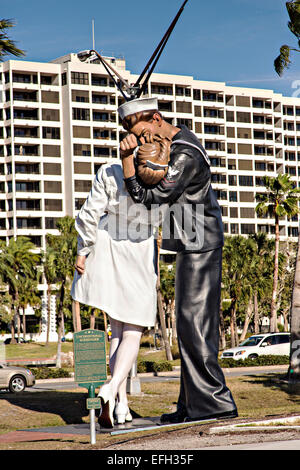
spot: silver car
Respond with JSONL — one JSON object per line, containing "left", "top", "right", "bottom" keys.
{"left": 0, "top": 364, "right": 35, "bottom": 393}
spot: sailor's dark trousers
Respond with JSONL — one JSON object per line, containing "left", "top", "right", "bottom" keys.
{"left": 175, "top": 247, "right": 237, "bottom": 419}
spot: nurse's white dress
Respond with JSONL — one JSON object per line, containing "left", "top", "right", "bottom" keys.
{"left": 71, "top": 163, "right": 162, "bottom": 328}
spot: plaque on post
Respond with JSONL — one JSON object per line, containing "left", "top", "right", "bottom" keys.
{"left": 73, "top": 329, "right": 107, "bottom": 444}
{"left": 73, "top": 329, "right": 107, "bottom": 389}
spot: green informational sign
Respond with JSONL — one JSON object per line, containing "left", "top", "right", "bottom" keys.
{"left": 73, "top": 329, "right": 107, "bottom": 389}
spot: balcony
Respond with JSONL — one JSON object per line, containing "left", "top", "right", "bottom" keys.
{"left": 13, "top": 90, "right": 38, "bottom": 103}
{"left": 16, "top": 199, "right": 41, "bottom": 211}
{"left": 13, "top": 109, "right": 39, "bottom": 121}
{"left": 12, "top": 73, "right": 38, "bottom": 85}
{"left": 14, "top": 127, "right": 39, "bottom": 139}
{"left": 17, "top": 217, "right": 42, "bottom": 229}
{"left": 15, "top": 181, "right": 40, "bottom": 193}
{"left": 14, "top": 145, "right": 40, "bottom": 157}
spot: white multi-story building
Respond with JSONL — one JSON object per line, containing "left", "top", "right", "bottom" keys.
{"left": 1, "top": 50, "right": 300, "bottom": 255}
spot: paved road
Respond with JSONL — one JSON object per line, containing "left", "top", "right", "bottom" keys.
{"left": 28, "top": 366, "right": 288, "bottom": 392}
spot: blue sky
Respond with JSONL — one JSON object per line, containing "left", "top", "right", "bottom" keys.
{"left": 2, "top": 0, "right": 300, "bottom": 97}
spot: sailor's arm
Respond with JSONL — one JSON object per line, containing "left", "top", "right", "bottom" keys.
{"left": 122, "top": 150, "right": 198, "bottom": 208}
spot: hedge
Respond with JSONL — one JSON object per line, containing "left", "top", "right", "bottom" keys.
{"left": 29, "top": 367, "right": 71, "bottom": 380}
{"left": 218, "top": 355, "right": 290, "bottom": 368}
{"left": 137, "top": 360, "right": 173, "bottom": 373}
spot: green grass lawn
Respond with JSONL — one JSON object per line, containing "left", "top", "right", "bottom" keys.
{"left": 2, "top": 340, "right": 179, "bottom": 365}
{"left": 2, "top": 341, "right": 74, "bottom": 360}
{"left": 0, "top": 373, "right": 299, "bottom": 450}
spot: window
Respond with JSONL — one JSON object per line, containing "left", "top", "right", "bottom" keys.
{"left": 17, "top": 218, "right": 41, "bottom": 229}
{"left": 230, "top": 207, "right": 238, "bottom": 218}
{"left": 261, "top": 336, "right": 277, "bottom": 346}
{"left": 176, "top": 101, "right": 192, "bottom": 113}
{"left": 94, "top": 147, "right": 110, "bottom": 157}
{"left": 151, "top": 84, "right": 173, "bottom": 95}
{"left": 238, "top": 160, "right": 252, "bottom": 171}
{"left": 203, "top": 92, "right": 216, "bottom": 101}
{"left": 92, "top": 94, "right": 108, "bottom": 104}
{"left": 45, "top": 217, "right": 59, "bottom": 229}
{"left": 241, "top": 224, "right": 255, "bottom": 234}
{"left": 41, "top": 91, "right": 59, "bottom": 104}
{"left": 43, "top": 163, "right": 61, "bottom": 175}
{"left": 239, "top": 176, "right": 253, "bottom": 186}
{"left": 93, "top": 112, "right": 109, "bottom": 122}
{"left": 73, "top": 144, "right": 91, "bottom": 156}
{"left": 239, "top": 192, "right": 254, "bottom": 203}
{"left": 44, "top": 181, "right": 62, "bottom": 193}
{"left": 75, "top": 198, "right": 86, "bottom": 211}
{"left": 230, "top": 223, "right": 239, "bottom": 234}
{"left": 253, "top": 99, "right": 264, "bottom": 108}
{"left": 236, "top": 96, "right": 250, "bottom": 107}
{"left": 44, "top": 199, "right": 62, "bottom": 211}
{"left": 229, "top": 191, "right": 237, "bottom": 202}
{"left": 215, "top": 190, "right": 227, "bottom": 200}
{"left": 73, "top": 108, "right": 90, "bottom": 121}
{"left": 177, "top": 118, "right": 192, "bottom": 130}
{"left": 92, "top": 76, "right": 108, "bottom": 87}
{"left": 240, "top": 207, "right": 255, "bottom": 218}
{"left": 255, "top": 162, "right": 266, "bottom": 171}
{"left": 204, "top": 125, "right": 219, "bottom": 134}
{"left": 74, "top": 180, "right": 92, "bottom": 192}
{"left": 71, "top": 72, "right": 89, "bottom": 85}
{"left": 236, "top": 112, "right": 251, "bottom": 123}
{"left": 43, "top": 145, "right": 61, "bottom": 157}
{"left": 277, "top": 335, "right": 290, "bottom": 344}
{"left": 42, "top": 127, "right": 60, "bottom": 139}
{"left": 73, "top": 126, "right": 90, "bottom": 138}
{"left": 74, "top": 162, "right": 91, "bottom": 174}
{"left": 228, "top": 175, "right": 237, "bottom": 186}
{"left": 193, "top": 89, "right": 201, "bottom": 101}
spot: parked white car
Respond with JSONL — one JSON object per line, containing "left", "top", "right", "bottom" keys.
{"left": 221, "top": 333, "right": 290, "bottom": 360}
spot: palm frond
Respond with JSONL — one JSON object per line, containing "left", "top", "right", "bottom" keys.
{"left": 274, "top": 45, "right": 292, "bottom": 76}
{"left": 287, "top": 1, "right": 300, "bottom": 39}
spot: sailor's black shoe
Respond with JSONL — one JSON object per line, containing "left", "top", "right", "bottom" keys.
{"left": 184, "top": 409, "right": 238, "bottom": 423}
{"left": 160, "top": 408, "right": 187, "bottom": 424}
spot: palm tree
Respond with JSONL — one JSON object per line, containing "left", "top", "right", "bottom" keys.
{"left": 274, "top": 1, "right": 300, "bottom": 76}
{"left": 255, "top": 174, "right": 300, "bottom": 332}
{"left": 46, "top": 216, "right": 77, "bottom": 367}
{"left": 43, "top": 246, "right": 58, "bottom": 345}
{"left": 222, "top": 236, "right": 257, "bottom": 347}
{"left": 2, "top": 237, "right": 41, "bottom": 343}
{"left": 249, "top": 233, "right": 275, "bottom": 334}
{"left": 0, "top": 19, "right": 25, "bottom": 61}
{"left": 18, "top": 277, "right": 41, "bottom": 339}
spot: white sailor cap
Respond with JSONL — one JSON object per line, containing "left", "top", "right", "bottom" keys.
{"left": 118, "top": 97, "right": 158, "bottom": 121}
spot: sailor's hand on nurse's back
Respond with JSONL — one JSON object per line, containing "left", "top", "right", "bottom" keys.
{"left": 120, "top": 133, "right": 138, "bottom": 159}
{"left": 75, "top": 255, "right": 86, "bottom": 275}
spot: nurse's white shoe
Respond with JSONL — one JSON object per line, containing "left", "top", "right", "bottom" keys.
{"left": 98, "top": 383, "right": 115, "bottom": 428}
{"left": 115, "top": 402, "right": 133, "bottom": 425}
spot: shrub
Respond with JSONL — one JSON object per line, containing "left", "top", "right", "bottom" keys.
{"left": 29, "top": 367, "right": 71, "bottom": 380}
{"left": 171, "top": 342, "right": 180, "bottom": 360}
{"left": 137, "top": 360, "right": 173, "bottom": 373}
{"left": 218, "top": 355, "right": 290, "bottom": 368}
